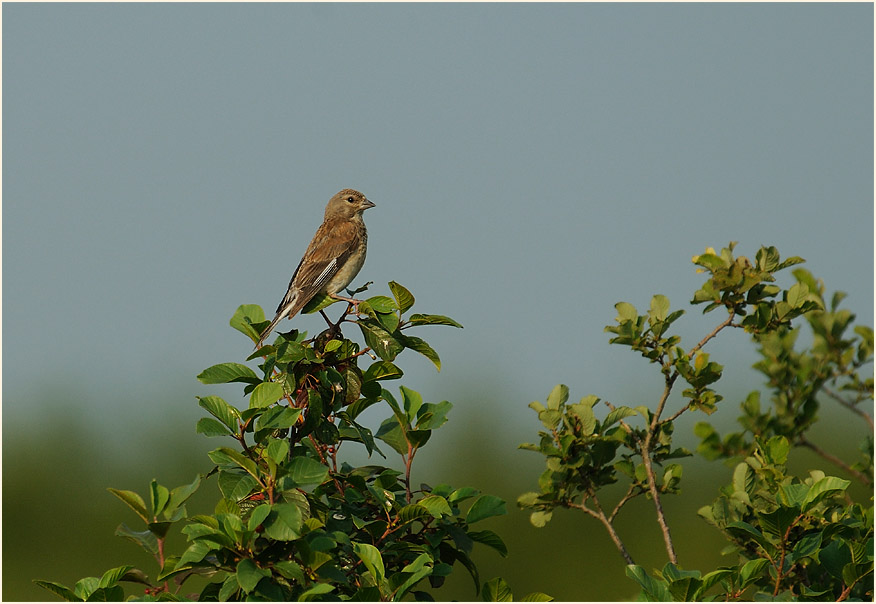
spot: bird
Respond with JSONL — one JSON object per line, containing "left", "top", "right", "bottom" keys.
{"left": 255, "top": 188, "right": 376, "bottom": 349}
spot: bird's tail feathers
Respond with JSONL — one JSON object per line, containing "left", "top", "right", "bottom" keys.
{"left": 255, "top": 308, "right": 290, "bottom": 349}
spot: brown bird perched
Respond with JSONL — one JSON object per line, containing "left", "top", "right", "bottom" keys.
{"left": 255, "top": 188, "right": 375, "bottom": 348}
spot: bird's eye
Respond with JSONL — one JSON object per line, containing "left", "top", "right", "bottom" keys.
{"left": 346, "top": 196, "right": 355, "bottom": 203}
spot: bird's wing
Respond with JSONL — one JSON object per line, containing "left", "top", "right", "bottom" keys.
{"left": 277, "top": 218, "right": 362, "bottom": 314}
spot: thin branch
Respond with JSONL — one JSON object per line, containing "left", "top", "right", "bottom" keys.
{"left": 773, "top": 513, "right": 804, "bottom": 597}
{"left": 823, "top": 386, "right": 873, "bottom": 430}
{"left": 664, "top": 402, "right": 692, "bottom": 424}
{"left": 798, "top": 437, "right": 872, "bottom": 486}
{"left": 567, "top": 496, "right": 635, "bottom": 565}
{"left": 658, "top": 312, "right": 738, "bottom": 425}
{"left": 403, "top": 442, "right": 416, "bottom": 503}
{"left": 641, "top": 377, "right": 679, "bottom": 563}
{"left": 689, "top": 311, "right": 737, "bottom": 357}
{"left": 609, "top": 483, "right": 640, "bottom": 523}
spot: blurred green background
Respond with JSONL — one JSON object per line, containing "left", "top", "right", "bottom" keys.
{"left": 3, "top": 3, "right": 872, "bottom": 601}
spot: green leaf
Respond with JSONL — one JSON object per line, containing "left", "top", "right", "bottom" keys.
{"left": 197, "top": 362, "right": 259, "bottom": 385}
{"left": 615, "top": 301, "right": 638, "bottom": 322}
{"left": 780, "top": 483, "right": 810, "bottom": 508}
{"left": 529, "top": 510, "right": 552, "bottom": 528}
{"left": 197, "top": 395, "right": 240, "bottom": 432}
{"left": 389, "top": 281, "right": 415, "bottom": 313}
{"left": 791, "top": 531, "right": 822, "bottom": 560}
{"left": 150, "top": 480, "right": 170, "bottom": 518}
{"left": 819, "top": 539, "right": 852, "bottom": 579}
{"left": 649, "top": 294, "right": 670, "bottom": 322}
{"left": 298, "top": 583, "right": 335, "bottom": 601}
{"left": 482, "top": 577, "right": 513, "bottom": 601}
{"left": 257, "top": 406, "right": 302, "bottom": 430}
{"left": 177, "top": 540, "right": 216, "bottom": 567}
{"left": 375, "top": 418, "right": 408, "bottom": 456}
{"left": 218, "top": 574, "right": 239, "bottom": 601}
{"left": 208, "top": 447, "right": 259, "bottom": 480}
{"left": 266, "top": 439, "right": 290, "bottom": 465}
{"left": 236, "top": 558, "right": 270, "bottom": 593}
{"left": 323, "top": 338, "right": 343, "bottom": 353}
{"left": 398, "top": 333, "right": 442, "bottom": 371}
{"left": 545, "top": 384, "right": 569, "bottom": 410}
{"left": 107, "top": 489, "right": 150, "bottom": 523}
{"left": 34, "top": 580, "right": 82, "bottom": 602}
{"left": 196, "top": 417, "right": 231, "bottom": 437}
{"left": 365, "top": 295, "right": 397, "bottom": 314}
{"left": 115, "top": 523, "right": 159, "bottom": 555}
{"left": 668, "top": 576, "right": 702, "bottom": 601}
{"left": 358, "top": 320, "right": 405, "bottom": 362}
{"left": 301, "top": 292, "right": 339, "bottom": 315}
{"left": 400, "top": 385, "right": 424, "bottom": 422}
{"left": 73, "top": 577, "right": 99, "bottom": 600}
{"left": 520, "top": 592, "right": 554, "bottom": 602}
{"left": 247, "top": 504, "right": 271, "bottom": 531}
{"left": 698, "top": 569, "right": 734, "bottom": 595}
{"left": 468, "top": 530, "right": 508, "bottom": 557}
{"left": 466, "top": 495, "right": 507, "bottom": 524}
{"left": 764, "top": 435, "right": 790, "bottom": 465}
{"left": 274, "top": 561, "right": 305, "bottom": 582}
{"left": 288, "top": 456, "right": 330, "bottom": 487}
{"left": 392, "top": 553, "right": 434, "bottom": 600}
{"left": 397, "top": 504, "right": 431, "bottom": 524}
{"left": 625, "top": 565, "right": 671, "bottom": 601}
{"left": 603, "top": 406, "right": 637, "bottom": 429}
{"left": 217, "top": 471, "right": 259, "bottom": 502}
{"left": 842, "top": 562, "right": 872, "bottom": 588}
{"left": 726, "top": 522, "right": 774, "bottom": 555}
{"left": 364, "top": 361, "right": 404, "bottom": 382}
{"left": 450, "top": 486, "right": 481, "bottom": 503}
{"left": 407, "top": 313, "right": 463, "bottom": 328}
{"left": 264, "top": 503, "right": 304, "bottom": 541}
{"left": 568, "top": 402, "right": 596, "bottom": 435}
{"left": 802, "top": 476, "right": 850, "bottom": 511}
{"left": 758, "top": 506, "right": 800, "bottom": 537}
{"left": 418, "top": 495, "right": 452, "bottom": 518}
{"left": 353, "top": 542, "right": 386, "bottom": 583}
{"left": 96, "top": 567, "right": 133, "bottom": 590}
{"left": 230, "top": 304, "right": 266, "bottom": 341}
{"left": 786, "top": 282, "right": 808, "bottom": 308}
{"left": 250, "top": 381, "right": 285, "bottom": 409}
{"left": 417, "top": 400, "right": 452, "bottom": 430}
{"left": 732, "top": 463, "right": 755, "bottom": 501}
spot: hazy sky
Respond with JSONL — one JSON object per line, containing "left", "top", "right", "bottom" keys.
{"left": 4, "top": 3, "right": 873, "bottom": 445}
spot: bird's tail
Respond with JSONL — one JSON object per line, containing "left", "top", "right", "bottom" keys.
{"left": 254, "top": 309, "right": 288, "bottom": 350}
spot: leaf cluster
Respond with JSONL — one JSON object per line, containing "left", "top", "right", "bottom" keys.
{"left": 37, "top": 282, "right": 546, "bottom": 602}
{"left": 520, "top": 243, "right": 873, "bottom": 600}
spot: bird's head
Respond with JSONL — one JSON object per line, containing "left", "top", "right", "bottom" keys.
{"left": 325, "top": 189, "right": 375, "bottom": 220}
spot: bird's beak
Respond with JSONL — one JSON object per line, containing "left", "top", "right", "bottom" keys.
{"left": 362, "top": 198, "right": 376, "bottom": 209}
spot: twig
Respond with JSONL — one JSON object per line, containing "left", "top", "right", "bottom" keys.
{"left": 773, "top": 513, "right": 804, "bottom": 596}
{"left": 823, "top": 386, "right": 873, "bottom": 430}
{"left": 403, "top": 442, "right": 416, "bottom": 504}
{"left": 609, "top": 483, "right": 640, "bottom": 523}
{"left": 798, "top": 437, "right": 872, "bottom": 485}
{"left": 690, "top": 312, "right": 737, "bottom": 356}
{"left": 837, "top": 584, "right": 853, "bottom": 602}
{"left": 664, "top": 403, "right": 692, "bottom": 424}
{"left": 658, "top": 312, "right": 737, "bottom": 425}
{"left": 567, "top": 496, "right": 635, "bottom": 565}
{"left": 641, "top": 378, "right": 679, "bottom": 564}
